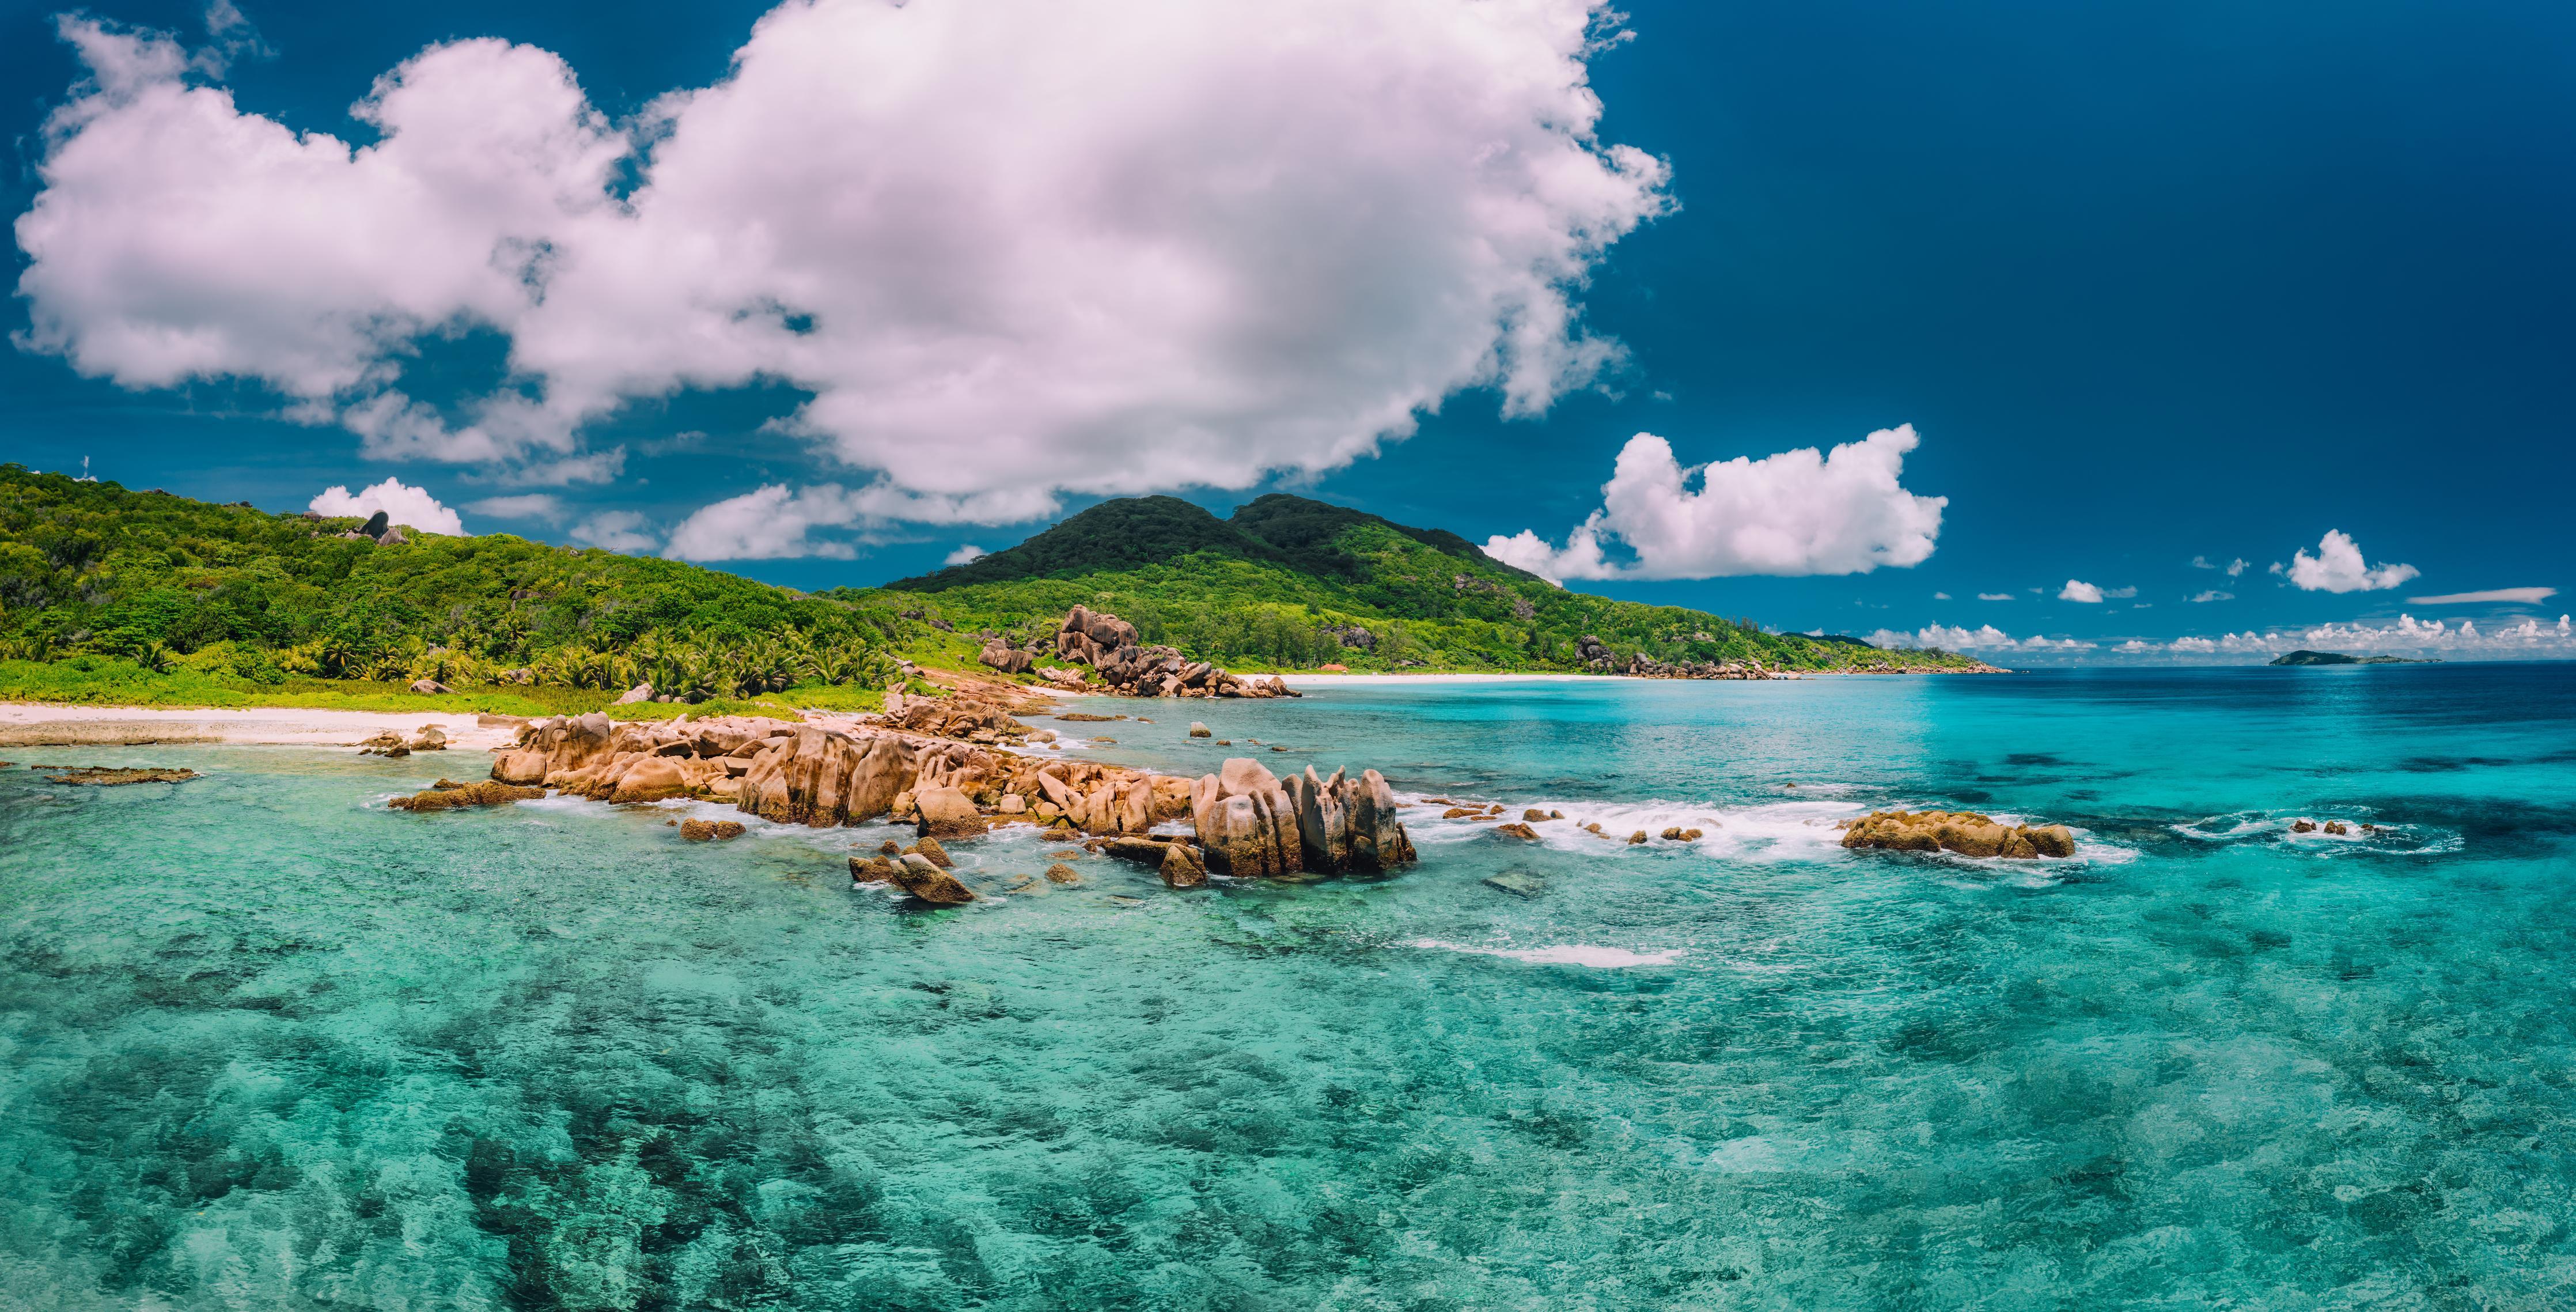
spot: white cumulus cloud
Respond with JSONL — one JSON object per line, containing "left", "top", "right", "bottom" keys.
{"left": 944, "top": 545, "right": 989, "bottom": 566}
{"left": 308, "top": 478, "right": 463, "bottom": 535}
{"left": 1484, "top": 424, "right": 1945, "bottom": 581}
{"left": 569, "top": 511, "right": 657, "bottom": 554}
{"left": 464, "top": 493, "right": 567, "bottom": 523}
{"left": 2189, "top": 589, "right": 2233, "bottom": 603}
{"left": 1976, "top": 592, "right": 2013, "bottom": 602}
{"left": 662, "top": 482, "right": 1054, "bottom": 559}
{"left": 2285, "top": 530, "right": 2418, "bottom": 593}
{"left": 2059, "top": 580, "right": 2104, "bottom": 603}
{"left": 20, "top": 0, "right": 1669, "bottom": 505}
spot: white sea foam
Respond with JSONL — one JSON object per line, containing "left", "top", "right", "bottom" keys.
{"left": 1398, "top": 792, "right": 2131, "bottom": 868}
{"left": 1401, "top": 793, "right": 1869, "bottom": 861}
{"left": 1407, "top": 939, "right": 1686, "bottom": 968}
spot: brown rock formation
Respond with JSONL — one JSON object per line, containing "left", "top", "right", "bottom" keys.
{"left": 1839, "top": 810, "right": 2077, "bottom": 860}
{"left": 1159, "top": 843, "right": 1207, "bottom": 888}
{"left": 680, "top": 818, "right": 747, "bottom": 841}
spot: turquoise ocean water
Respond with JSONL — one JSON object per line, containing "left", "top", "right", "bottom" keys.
{"left": 3, "top": 665, "right": 2574, "bottom": 1310}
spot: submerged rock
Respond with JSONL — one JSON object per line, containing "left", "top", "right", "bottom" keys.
{"left": 1483, "top": 869, "right": 1548, "bottom": 899}
{"left": 1840, "top": 810, "right": 2077, "bottom": 860}
{"left": 889, "top": 853, "right": 976, "bottom": 905}
{"left": 388, "top": 780, "right": 544, "bottom": 811}
{"left": 44, "top": 766, "right": 200, "bottom": 787}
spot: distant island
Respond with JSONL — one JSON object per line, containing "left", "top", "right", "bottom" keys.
{"left": 2268, "top": 650, "right": 2435, "bottom": 666}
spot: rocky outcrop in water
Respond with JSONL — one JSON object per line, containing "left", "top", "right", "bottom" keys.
{"left": 1185, "top": 758, "right": 1413, "bottom": 878}
{"left": 1839, "top": 810, "right": 2076, "bottom": 859}
{"left": 388, "top": 780, "right": 545, "bottom": 810}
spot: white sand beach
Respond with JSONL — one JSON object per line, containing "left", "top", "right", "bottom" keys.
{"left": 0, "top": 703, "right": 528, "bottom": 750}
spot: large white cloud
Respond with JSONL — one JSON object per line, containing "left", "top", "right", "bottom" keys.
{"left": 1486, "top": 425, "right": 1945, "bottom": 581}
{"left": 661, "top": 481, "right": 1056, "bottom": 560}
{"left": 308, "top": 478, "right": 464, "bottom": 535}
{"left": 18, "top": 0, "right": 1668, "bottom": 506}
{"left": 2282, "top": 530, "right": 2418, "bottom": 593}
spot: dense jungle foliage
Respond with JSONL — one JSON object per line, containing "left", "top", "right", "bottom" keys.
{"left": 0, "top": 466, "right": 904, "bottom": 704}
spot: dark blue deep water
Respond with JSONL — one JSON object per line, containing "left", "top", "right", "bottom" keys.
{"left": 4, "top": 664, "right": 2574, "bottom": 1309}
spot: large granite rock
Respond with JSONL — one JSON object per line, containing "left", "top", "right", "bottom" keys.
{"left": 738, "top": 726, "right": 916, "bottom": 826}
{"left": 1283, "top": 765, "right": 1415, "bottom": 873}
{"left": 491, "top": 712, "right": 616, "bottom": 785}
{"left": 610, "top": 755, "right": 691, "bottom": 803}
{"left": 915, "top": 785, "right": 987, "bottom": 839}
{"left": 1188, "top": 758, "right": 1302, "bottom": 877}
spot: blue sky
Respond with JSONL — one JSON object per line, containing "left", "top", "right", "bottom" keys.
{"left": 6, "top": 0, "right": 2571, "bottom": 660}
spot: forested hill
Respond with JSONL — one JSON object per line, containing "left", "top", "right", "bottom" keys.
{"left": 865, "top": 493, "right": 1986, "bottom": 674}
{"left": 0, "top": 466, "right": 901, "bottom": 701}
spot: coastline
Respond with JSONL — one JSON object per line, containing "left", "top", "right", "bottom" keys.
{"left": 0, "top": 702, "right": 528, "bottom": 750}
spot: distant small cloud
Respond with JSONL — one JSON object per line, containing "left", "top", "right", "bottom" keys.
{"left": 1867, "top": 624, "right": 2093, "bottom": 652}
{"left": 2407, "top": 587, "right": 2556, "bottom": 606}
{"left": 2189, "top": 589, "right": 2233, "bottom": 603}
{"left": 309, "top": 478, "right": 463, "bottom": 535}
{"left": 570, "top": 511, "right": 657, "bottom": 554}
{"left": 2103, "top": 585, "right": 2137, "bottom": 599}
{"left": 2059, "top": 580, "right": 2104, "bottom": 603}
{"left": 1932, "top": 591, "right": 1950, "bottom": 600}
{"left": 944, "top": 544, "right": 988, "bottom": 566}
{"left": 2285, "top": 530, "right": 2416, "bottom": 593}
{"left": 1976, "top": 592, "right": 2013, "bottom": 602}
{"left": 2226, "top": 558, "right": 2248, "bottom": 577}
{"left": 464, "top": 493, "right": 566, "bottom": 523}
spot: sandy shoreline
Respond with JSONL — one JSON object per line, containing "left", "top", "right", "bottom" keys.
{"left": 0, "top": 703, "right": 528, "bottom": 750}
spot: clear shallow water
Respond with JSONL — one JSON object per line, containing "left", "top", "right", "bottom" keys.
{"left": 4, "top": 665, "right": 2574, "bottom": 1310}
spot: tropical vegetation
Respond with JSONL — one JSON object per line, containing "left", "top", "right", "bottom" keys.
{"left": 0, "top": 466, "right": 906, "bottom": 708}
{"left": 862, "top": 494, "right": 1982, "bottom": 674}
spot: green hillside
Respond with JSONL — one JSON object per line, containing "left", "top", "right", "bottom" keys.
{"left": 0, "top": 467, "right": 1980, "bottom": 712}
{"left": 865, "top": 494, "right": 1984, "bottom": 674}
{"left": 0, "top": 465, "right": 903, "bottom": 710}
